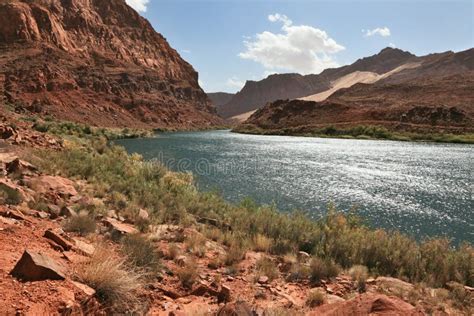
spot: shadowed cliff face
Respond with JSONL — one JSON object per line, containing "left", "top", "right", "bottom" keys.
{"left": 0, "top": 0, "right": 222, "bottom": 128}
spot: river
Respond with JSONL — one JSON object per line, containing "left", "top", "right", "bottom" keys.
{"left": 116, "top": 130, "right": 474, "bottom": 244}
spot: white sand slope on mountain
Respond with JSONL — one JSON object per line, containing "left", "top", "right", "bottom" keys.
{"left": 300, "top": 62, "right": 421, "bottom": 102}
{"left": 230, "top": 110, "right": 257, "bottom": 122}
{"left": 231, "top": 62, "right": 421, "bottom": 123}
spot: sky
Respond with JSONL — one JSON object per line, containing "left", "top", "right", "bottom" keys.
{"left": 126, "top": 0, "right": 474, "bottom": 93}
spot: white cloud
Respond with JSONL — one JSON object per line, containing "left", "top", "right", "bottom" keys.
{"left": 181, "top": 49, "right": 191, "bottom": 54}
{"left": 239, "top": 13, "right": 344, "bottom": 74}
{"left": 268, "top": 13, "right": 292, "bottom": 26}
{"left": 226, "top": 77, "right": 245, "bottom": 90}
{"left": 388, "top": 42, "right": 396, "bottom": 48}
{"left": 363, "top": 27, "right": 391, "bottom": 37}
{"left": 126, "top": 0, "right": 149, "bottom": 12}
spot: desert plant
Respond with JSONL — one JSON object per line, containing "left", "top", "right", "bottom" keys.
{"left": 286, "top": 262, "right": 310, "bottom": 282}
{"left": 121, "top": 234, "right": 161, "bottom": 275}
{"left": 255, "top": 256, "right": 279, "bottom": 282}
{"left": 167, "top": 243, "right": 180, "bottom": 260}
{"left": 63, "top": 212, "right": 96, "bottom": 236}
{"left": 253, "top": 234, "right": 272, "bottom": 253}
{"left": 309, "top": 257, "right": 340, "bottom": 283}
{"left": 185, "top": 232, "right": 207, "bottom": 257}
{"left": 177, "top": 259, "right": 198, "bottom": 289}
{"left": 74, "top": 245, "right": 142, "bottom": 308}
{"left": 0, "top": 184, "right": 22, "bottom": 205}
{"left": 224, "top": 243, "right": 245, "bottom": 266}
{"left": 349, "top": 265, "right": 369, "bottom": 292}
{"left": 306, "top": 289, "right": 326, "bottom": 307}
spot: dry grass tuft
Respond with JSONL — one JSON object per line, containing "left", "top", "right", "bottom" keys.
{"left": 253, "top": 234, "right": 272, "bottom": 252}
{"left": 255, "top": 256, "right": 279, "bottom": 282}
{"left": 306, "top": 289, "right": 326, "bottom": 307}
{"left": 349, "top": 265, "right": 369, "bottom": 292}
{"left": 177, "top": 259, "right": 198, "bottom": 289}
{"left": 75, "top": 245, "right": 142, "bottom": 309}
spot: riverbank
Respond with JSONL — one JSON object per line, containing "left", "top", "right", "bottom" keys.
{"left": 0, "top": 113, "right": 472, "bottom": 314}
{"left": 233, "top": 124, "right": 474, "bottom": 144}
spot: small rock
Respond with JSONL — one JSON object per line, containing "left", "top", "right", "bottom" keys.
{"left": 0, "top": 208, "right": 27, "bottom": 221}
{"left": 258, "top": 276, "right": 269, "bottom": 284}
{"left": 73, "top": 239, "right": 95, "bottom": 256}
{"left": 175, "top": 255, "right": 187, "bottom": 267}
{"left": 36, "top": 211, "right": 49, "bottom": 219}
{"left": 102, "top": 217, "right": 138, "bottom": 236}
{"left": 10, "top": 250, "right": 67, "bottom": 281}
{"left": 44, "top": 229, "right": 73, "bottom": 251}
{"left": 71, "top": 280, "right": 96, "bottom": 297}
{"left": 218, "top": 285, "right": 232, "bottom": 303}
{"left": 297, "top": 251, "right": 311, "bottom": 261}
{"left": 47, "top": 205, "right": 61, "bottom": 219}
{"left": 60, "top": 206, "right": 77, "bottom": 218}
{"left": 138, "top": 208, "right": 149, "bottom": 220}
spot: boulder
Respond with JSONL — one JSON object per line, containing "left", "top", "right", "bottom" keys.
{"left": 6, "top": 158, "right": 37, "bottom": 176}
{"left": 25, "top": 175, "right": 77, "bottom": 197}
{"left": 11, "top": 250, "right": 67, "bottom": 281}
{"left": 308, "top": 293, "right": 424, "bottom": 316}
{"left": 47, "top": 204, "right": 61, "bottom": 219}
{"left": 0, "top": 125, "right": 16, "bottom": 139}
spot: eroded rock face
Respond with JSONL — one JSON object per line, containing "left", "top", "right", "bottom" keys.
{"left": 0, "top": 0, "right": 221, "bottom": 129}
{"left": 10, "top": 249, "right": 67, "bottom": 281}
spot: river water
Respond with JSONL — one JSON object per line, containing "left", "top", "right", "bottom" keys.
{"left": 116, "top": 130, "right": 474, "bottom": 244}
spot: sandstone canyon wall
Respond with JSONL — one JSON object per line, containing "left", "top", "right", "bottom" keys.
{"left": 0, "top": 0, "right": 222, "bottom": 128}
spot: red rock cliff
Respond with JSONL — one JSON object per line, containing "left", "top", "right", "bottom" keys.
{"left": 0, "top": 0, "right": 221, "bottom": 128}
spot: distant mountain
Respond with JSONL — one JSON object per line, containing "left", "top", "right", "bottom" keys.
{"left": 237, "top": 48, "right": 474, "bottom": 135}
{"left": 0, "top": 0, "right": 222, "bottom": 128}
{"left": 207, "top": 92, "right": 235, "bottom": 115}
{"left": 221, "top": 48, "right": 416, "bottom": 119}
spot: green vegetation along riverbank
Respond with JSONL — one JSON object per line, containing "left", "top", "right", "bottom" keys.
{"left": 234, "top": 124, "right": 474, "bottom": 144}
{"left": 33, "top": 123, "right": 473, "bottom": 289}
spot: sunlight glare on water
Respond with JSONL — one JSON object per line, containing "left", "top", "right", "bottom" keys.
{"left": 116, "top": 130, "right": 474, "bottom": 244}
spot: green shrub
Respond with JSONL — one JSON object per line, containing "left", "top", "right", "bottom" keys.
{"left": 63, "top": 212, "right": 97, "bottom": 236}
{"left": 255, "top": 256, "right": 279, "bottom": 282}
{"left": 177, "top": 259, "right": 198, "bottom": 289}
{"left": 309, "top": 257, "right": 341, "bottom": 283}
{"left": 224, "top": 243, "right": 246, "bottom": 266}
{"left": 0, "top": 184, "right": 22, "bottom": 205}
{"left": 121, "top": 234, "right": 161, "bottom": 275}
{"left": 33, "top": 134, "right": 474, "bottom": 288}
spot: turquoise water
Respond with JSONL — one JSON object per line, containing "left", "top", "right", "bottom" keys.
{"left": 116, "top": 130, "right": 474, "bottom": 244}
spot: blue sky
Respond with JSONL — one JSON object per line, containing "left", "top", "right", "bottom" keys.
{"left": 127, "top": 0, "right": 474, "bottom": 93}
